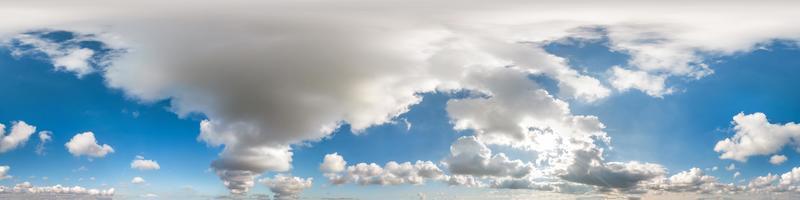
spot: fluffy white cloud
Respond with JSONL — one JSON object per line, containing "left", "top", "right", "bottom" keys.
{"left": 0, "top": 166, "right": 11, "bottom": 180}
{"left": 443, "top": 175, "right": 485, "bottom": 188}
{"left": 4, "top": 32, "right": 109, "bottom": 77}
{"left": 770, "top": 155, "right": 788, "bottom": 165}
{"left": 609, "top": 66, "right": 673, "bottom": 97}
{"left": 259, "top": 174, "right": 313, "bottom": 200}
{"left": 442, "top": 136, "right": 533, "bottom": 178}
{"left": 320, "top": 153, "right": 346, "bottom": 174}
{"left": 715, "top": 112, "right": 800, "bottom": 162}
{"left": 0, "top": 121, "right": 37, "bottom": 153}
{"left": 646, "top": 167, "right": 740, "bottom": 193}
{"left": 131, "top": 155, "right": 160, "bottom": 170}
{"left": 64, "top": 132, "right": 114, "bottom": 158}
{"left": 4, "top": 0, "right": 800, "bottom": 194}
{"left": 321, "top": 154, "right": 444, "bottom": 186}
{"left": 748, "top": 173, "right": 779, "bottom": 191}
{"left": 130, "top": 176, "right": 145, "bottom": 184}
{"left": 215, "top": 170, "right": 256, "bottom": 195}
{"left": 1, "top": 182, "right": 114, "bottom": 197}
{"left": 745, "top": 167, "right": 800, "bottom": 192}
{"left": 35, "top": 130, "right": 52, "bottom": 155}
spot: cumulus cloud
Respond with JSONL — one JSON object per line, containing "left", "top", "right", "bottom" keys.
{"left": 646, "top": 167, "right": 740, "bottom": 193}
{"left": 0, "top": 121, "right": 37, "bottom": 153}
{"left": 770, "top": 155, "right": 788, "bottom": 165}
{"left": 131, "top": 155, "right": 160, "bottom": 170}
{"left": 442, "top": 136, "right": 533, "bottom": 178}
{"left": 320, "top": 153, "right": 346, "bottom": 174}
{"left": 559, "top": 149, "right": 665, "bottom": 189}
{"left": 745, "top": 167, "right": 800, "bottom": 192}
{"left": 609, "top": 66, "right": 673, "bottom": 97}
{"left": 443, "top": 175, "right": 485, "bottom": 188}
{"left": 3, "top": 0, "right": 800, "bottom": 194}
{"left": 715, "top": 112, "right": 800, "bottom": 162}
{"left": 321, "top": 154, "right": 444, "bottom": 186}
{"left": 65, "top": 132, "right": 114, "bottom": 158}
{"left": 0, "top": 182, "right": 114, "bottom": 197}
{"left": 259, "top": 174, "right": 312, "bottom": 200}
{"left": 35, "top": 130, "right": 52, "bottom": 155}
{"left": 215, "top": 170, "right": 256, "bottom": 195}
{"left": 130, "top": 176, "right": 145, "bottom": 184}
{"left": 0, "top": 166, "right": 11, "bottom": 180}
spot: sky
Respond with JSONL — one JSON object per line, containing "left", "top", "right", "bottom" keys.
{"left": 1, "top": 0, "right": 800, "bottom": 199}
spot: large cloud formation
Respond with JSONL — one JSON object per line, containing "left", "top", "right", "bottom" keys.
{"left": 2, "top": 0, "right": 800, "bottom": 195}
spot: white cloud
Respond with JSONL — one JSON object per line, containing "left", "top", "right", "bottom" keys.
{"left": 715, "top": 112, "right": 800, "bottom": 162}
{"left": 0, "top": 182, "right": 114, "bottom": 197}
{"left": 35, "top": 130, "right": 52, "bottom": 155}
{"left": 3, "top": 0, "right": 800, "bottom": 194}
{"left": 0, "top": 121, "right": 37, "bottom": 153}
{"left": 443, "top": 175, "right": 485, "bottom": 188}
{"left": 321, "top": 154, "right": 444, "bottom": 186}
{"left": 131, "top": 176, "right": 145, "bottom": 184}
{"left": 320, "top": 153, "right": 346, "bottom": 174}
{"left": 726, "top": 163, "right": 736, "bottom": 171}
{"left": 745, "top": 167, "right": 800, "bottom": 192}
{"left": 609, "top": 66, "right": 673, "bottom": 97}
{"left": 4, "top": 32, "right": 104, "bottom": 77}
{"left": 0, "top": 166, "right": 11, "bottom": 180}
{"left": 747, "top": 173, "right": 778, "bottom": 191}
{"left": 64, "top": 132, "right": 114, "bottom": 158}
{"left": 442, "top": 136, "right": 533, "bottom": 178}
{"left": 770, "top": 155, "right": 788, "bottom": 165}
{"left": 259, "top": 174, "right": 313, "bottom": 200}
{"left": 131, "top": 156, "right": 161, "bottom": 170}
{"left": 645, "top": 167, "right": 739, "bottom": 193}
{"left": 215, "top": 170, "right": 256, "bottom": 194}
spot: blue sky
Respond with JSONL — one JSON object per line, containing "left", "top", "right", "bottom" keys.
{"left": 2, "top": 1, "right": 800, "bottom": 200}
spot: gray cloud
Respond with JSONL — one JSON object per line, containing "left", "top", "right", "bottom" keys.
{"left": 442, "top": 136, "right": 533, "bottom": 178}
{"left": 559, "top": 149, "right": 665, "bottom": 189}
{"left": 259, "top": 174, "right": 312, "bottom": 200}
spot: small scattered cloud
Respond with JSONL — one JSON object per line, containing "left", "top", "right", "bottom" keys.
{"left": 0, "top": 121, "right": 37, "bottom": 153}
{"left": 35, "top": 130, "right": 52, "bottom": 155}
{"left": 65, "top": 132, "right": 114, "bottom": 158}
{"left": 770, "top": 155, "right": 788, "bottom": 165}
{"left": 131, "top": 156, "right": 161, "bottom": 171}
{"left": 131, "top": 176, "right": 145, "bottom": 184}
